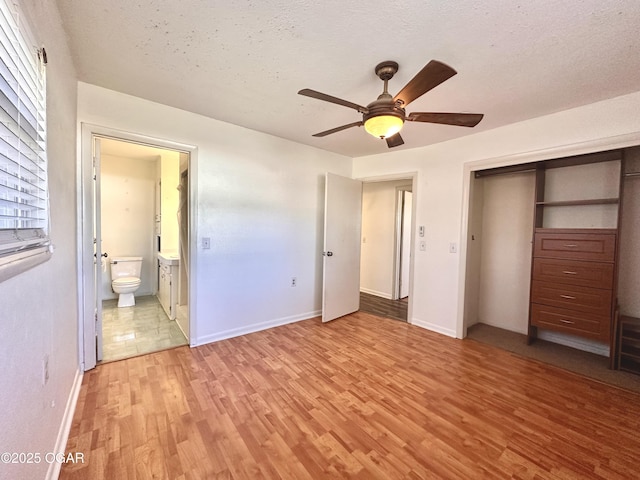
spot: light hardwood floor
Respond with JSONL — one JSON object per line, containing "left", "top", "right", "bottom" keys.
{"left": 61, "top": 312, "right": 640, "bottom": 479}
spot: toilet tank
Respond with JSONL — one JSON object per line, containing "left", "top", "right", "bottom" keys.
{"left": 109, "top": 256, "right": 143, "bottom": 279}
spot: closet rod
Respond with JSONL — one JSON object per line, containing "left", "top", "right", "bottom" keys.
{"left": 624, "top": 172, "right": 640, "bottom": 177}
{"left": 474, "top": 167, "right": 536, "bottom": 178}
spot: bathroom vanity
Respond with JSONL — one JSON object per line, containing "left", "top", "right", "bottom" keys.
{"left": 158, "top": 252, "right": 179, "bottom": 320}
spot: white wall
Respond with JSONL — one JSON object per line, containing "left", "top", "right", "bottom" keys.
{"left": 101, "top": 154, "right": 157, "bottom": 299}
{"left": 0, "top": 2, "right": 80, "bottom": 480}
{"left": 353, "top": 90, "right": 640, "bottom": 338}
{"left": 477, "top": 172, "right": 535, "bottom": 334}
{"left": 77, "top": 83, "right": 351, "bottom": 345}
{"left": 360, "top": 180, "right": 411, "bottom": 298}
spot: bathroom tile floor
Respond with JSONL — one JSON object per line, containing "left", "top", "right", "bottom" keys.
{"left": 101, "top": 295, "right": 188, "bottom": 363}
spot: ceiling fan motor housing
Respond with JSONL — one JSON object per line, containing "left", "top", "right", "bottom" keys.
{"left": 363, "top": 96, "right": 406, "bottom": 138}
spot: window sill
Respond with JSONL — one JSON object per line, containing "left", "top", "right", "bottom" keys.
{"left": 0, "top": 246, "right": 52, "bottom": 283}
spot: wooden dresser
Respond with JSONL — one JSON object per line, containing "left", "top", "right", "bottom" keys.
{"left": 530, "top": 228, "right": 616, "bottom": 343}
{"left": 526, "top": 150, "right": 623, "bottom": 361}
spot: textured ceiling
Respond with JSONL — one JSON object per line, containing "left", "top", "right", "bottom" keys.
{"left": 55, "top": 0, "right": 640, "bottom": 157}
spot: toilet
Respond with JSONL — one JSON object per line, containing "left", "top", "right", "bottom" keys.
{"left": 109, "top": 256, "right": 143, "bottom": 307}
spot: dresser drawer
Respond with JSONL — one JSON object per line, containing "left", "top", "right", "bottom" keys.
{"left": 531, "top": 303, "right": 610, "bottom": 341}
{"left": 534, "top": 232, "right": 616, "bottom": 262}
{"left": 532, "top": 258, "right": 614, "bottom": 289}
{"left": 531, "top": 280, "right": 612, "bottom": 316}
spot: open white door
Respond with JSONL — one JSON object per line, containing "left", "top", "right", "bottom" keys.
{"left": 94, "top": 138, "right": 104, "bottom": 362}
{"left": 322, "top": 173, "right": 362, "bottom": 322}
{"left": 81, "top": 134, "right": 103, "bottom": 370}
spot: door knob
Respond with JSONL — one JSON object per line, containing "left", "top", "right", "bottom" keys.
{"left": 324, "top": 251, "right": 333, "bottom": 256}
{"left": 94, "top": 252, "right": 108, "bottom": 258}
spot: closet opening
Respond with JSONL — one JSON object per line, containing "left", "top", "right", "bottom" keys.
{"left": 463, "top": 146, "right": 640, "bottom": 387}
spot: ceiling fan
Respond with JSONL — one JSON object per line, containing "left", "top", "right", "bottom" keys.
{"left": 298, "top": 60, "right": 484, "bottom": 148}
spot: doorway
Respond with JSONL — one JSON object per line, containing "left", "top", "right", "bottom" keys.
{"left": 359, "top": 179, "right": 413, "bottom": 322}
{"left": 80, "top": 125, "right": 196, "bottom": 370}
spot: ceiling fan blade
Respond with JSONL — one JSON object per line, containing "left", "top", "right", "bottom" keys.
{"left": 407, "top": 112, "right": 484, "bottom": 127}
{"left": 298, "top": 89, "right": 368, "bottom": 113}
{"left": 393, "top": 60, "right": 457, "bottom": 107}
{"left": 385, "top": 133, "right": 404, "bottom": 148}
{"left": 312, "top": 121, "right": 363, "bottom": 137}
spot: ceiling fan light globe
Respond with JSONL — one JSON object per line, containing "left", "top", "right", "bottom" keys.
{"left": 364, "top": 115, "right": 404, "bottom": 139}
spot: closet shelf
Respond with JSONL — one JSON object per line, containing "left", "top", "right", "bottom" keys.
{"left": 535, "top": 198, "right": 619, "bottom": 207}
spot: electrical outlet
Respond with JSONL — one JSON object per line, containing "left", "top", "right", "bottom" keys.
{"left": 291, "top": 277, "right": 297, "bottom": 287}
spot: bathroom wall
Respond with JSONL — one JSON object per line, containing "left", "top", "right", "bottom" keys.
{"left": 101, "top": 154, "right": 157, "bottom": 299}
{"left": 160, "top": 151, "right": 180, "bottom": 253}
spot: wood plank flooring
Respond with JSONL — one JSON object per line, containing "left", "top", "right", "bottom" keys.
{"left": 359, "top": 292, "right": 408, "bottom": 322}
{"left": 61, "top": 312, "right": 640, "bottom": 479}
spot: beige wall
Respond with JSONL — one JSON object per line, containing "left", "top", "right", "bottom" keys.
{"left": 101, "top": 154, "right": 157, "bottom": 299}
{"left": 360, "top": 180, "right": 412, "bottom": 298}
{"left": 476, "top": 172, "right": 535, "bottom": 334}
{"left": 160, "top": 151, "right": 180, "bottom": 253}
{"left": 543, "top": 160, "right": 621, "bottom": 228}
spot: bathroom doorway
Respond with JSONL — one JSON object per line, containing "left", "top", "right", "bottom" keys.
{"left": 80, "top": 126, "right": 195, "bottom": 369}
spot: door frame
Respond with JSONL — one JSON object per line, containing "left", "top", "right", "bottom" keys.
{"left": 77, "top": 123, "right": 198, "bottom": 370}
{"left": 357, "top": 172, "right": 418, "bottom": 324}
{"left": 393, "top": 185, "right": 412, "bottom": 300}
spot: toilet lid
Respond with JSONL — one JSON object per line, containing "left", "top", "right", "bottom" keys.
{"left": 113, "top": 276, "right": 141, "bottom": 287}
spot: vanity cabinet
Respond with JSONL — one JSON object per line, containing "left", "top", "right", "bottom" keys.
{"left": 158, "top": 254, "right": 179, "bottom": 320}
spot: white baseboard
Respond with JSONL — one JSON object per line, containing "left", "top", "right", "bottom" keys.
{"left": 411, "top": 317, "right": 457, "bottom": 338}
{"left": 538, "top": 330, "right": 609, "bottom": 357}
{"left": 46, "top": 368, "right": 83, "bottom": 480}
{"left": 194, "top": 310, "right": 321, "bottom": 346}
{"left": 360, "top": 288, "right": 392, "bottom": 299}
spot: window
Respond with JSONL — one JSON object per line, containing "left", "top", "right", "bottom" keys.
{"left": 0, "top": 0, "right": 50, "bottom": 282}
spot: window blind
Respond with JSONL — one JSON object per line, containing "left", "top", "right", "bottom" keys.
{"left": 0, "top": 0, "right": 48, "bottom": 258}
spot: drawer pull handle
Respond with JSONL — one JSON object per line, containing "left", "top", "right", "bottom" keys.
{"left": 564, "top": 244, "right": 578, "bottom": 248}
{"left": 562, "top": 271, "right": 577, "bottom": 275}
{"left": 560, "top": 319, "right": 575, "bottom": 324}
{"left": 560, "top": 294, "right": 576, "bottom": 300}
